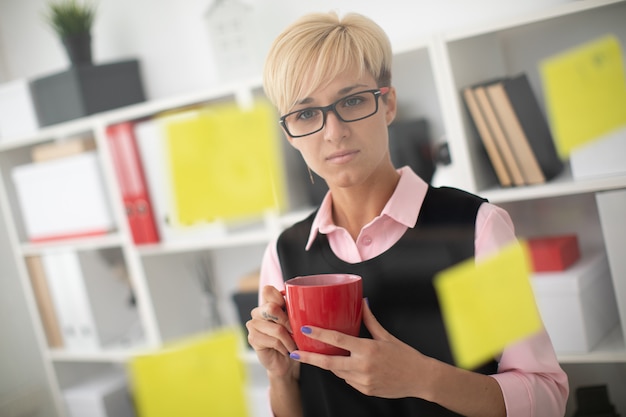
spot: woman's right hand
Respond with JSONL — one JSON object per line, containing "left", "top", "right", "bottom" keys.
{"left": 246, "top": 285, "right": 300, "bottom": 379}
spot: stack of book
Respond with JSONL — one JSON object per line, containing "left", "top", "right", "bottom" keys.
{"left": 462, "top": 73, "right": 563, "bottom": 187}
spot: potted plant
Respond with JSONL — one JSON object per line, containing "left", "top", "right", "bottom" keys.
{"left": 43, "top": 0, "right": 96, "bottom": 66}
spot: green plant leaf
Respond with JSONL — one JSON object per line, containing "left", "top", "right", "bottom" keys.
{"left": 43, "top": 0, "right": 96, "bottom": 37}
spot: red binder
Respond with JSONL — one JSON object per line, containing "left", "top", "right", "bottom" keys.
{"left": 106, "top": 121, "right": 160, "bottom": 244}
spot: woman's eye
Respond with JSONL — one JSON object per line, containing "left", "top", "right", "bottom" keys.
{"left": 343, "top": 96, "right": 364, "bottom": 107}
{"left": 297, "top": 109, "right": 318, "bottom": 120}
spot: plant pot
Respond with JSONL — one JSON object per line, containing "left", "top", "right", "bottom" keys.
{"left": 62, "top": 32, "right": 93, "bottom": 66}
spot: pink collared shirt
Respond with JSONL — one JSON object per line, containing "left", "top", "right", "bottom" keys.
{"left": 259, "top": 166, "right": 569, "bottom": 416}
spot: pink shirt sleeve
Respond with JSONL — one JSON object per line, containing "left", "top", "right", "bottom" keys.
{"left": 476, "top": 203, "right": 569, "bottom": 417}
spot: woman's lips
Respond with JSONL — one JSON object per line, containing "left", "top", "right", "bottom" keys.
{"left": 326, "top": 149, "right": 359, "bottom": 164}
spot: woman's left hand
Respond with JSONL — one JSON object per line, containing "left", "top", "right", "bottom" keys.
{"left": 290, "top": 299, "right": 434, "bottom": 400}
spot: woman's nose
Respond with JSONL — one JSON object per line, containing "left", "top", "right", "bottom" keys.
{"left": 323, "top": 109, "right": 348, "bottom": 142}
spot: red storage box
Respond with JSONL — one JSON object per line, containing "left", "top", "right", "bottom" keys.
{"left": 527, "top": 235, "right": 580, "bottom": 272}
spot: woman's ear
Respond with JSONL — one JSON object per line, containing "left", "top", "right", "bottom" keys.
{"left": 384, "top": 87, "right": 397, "bottom": 126}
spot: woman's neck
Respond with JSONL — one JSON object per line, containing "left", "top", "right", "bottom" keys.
{"left": 329, "top": 165, "right": 400, "bottom": 241}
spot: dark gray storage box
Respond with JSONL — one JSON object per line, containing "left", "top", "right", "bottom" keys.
{"left": 31, "top": 60, "right": 145, "bottom": 127}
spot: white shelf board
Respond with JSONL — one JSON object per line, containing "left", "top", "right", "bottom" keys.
{"left": 0, "top": 76, "right": 264, "bottom": 152}
{"left": 137, "top": 228, "right": 271, "bottom": 257}
{"left": 239, "top": 348, "right": 261, "bottom": 365}
{"left": 137, "top": 208, "right": 315, "bottom": 257}
{"left": 0, "top": 117, "right": 96, "bottom": 151}
{"left": 19, "top": 233, "right": 125, "bottom": 256}
{"left": 16, "top": 206, "right": 313, "bottom": 259}
{"left": 479, "top": 164, "right": 626, "bottom": 204}
{"left": 278, "top": 207, "right": 315, "bottom": 228}
{"left": 47, "top": 341, "right": 152, "bottom": 363}
{"left": 96, "top": 75, "right": 263, "bottom": 126}
{"left": 557, "top": 326, "right": 626, "bottom": 364}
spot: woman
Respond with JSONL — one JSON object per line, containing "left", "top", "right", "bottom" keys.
{"left": 246, "top": 11, "right": 568, "bottom": 417}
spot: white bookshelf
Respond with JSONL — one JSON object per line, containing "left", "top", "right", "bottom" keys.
{"left": 558, "top": 327, "right": 626, "bottom": 364}
{"left": 481, "top": 164, "right": 626, "bottom": 204}
{"left": 0, "top": 1, "right": 625, "bottom": 416}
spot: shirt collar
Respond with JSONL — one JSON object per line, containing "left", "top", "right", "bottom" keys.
{"left": 305, "top": 166, "right": 429, "bottom": 250}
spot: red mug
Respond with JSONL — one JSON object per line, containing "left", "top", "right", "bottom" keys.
{"left": 283, "top": 274, "right": 363, "bottom": 355}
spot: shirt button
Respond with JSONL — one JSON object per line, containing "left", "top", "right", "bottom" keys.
{"left": 361, "top": 235, "right": 372, "bottom": 246}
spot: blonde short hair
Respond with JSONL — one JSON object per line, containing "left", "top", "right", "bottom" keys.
{"left": 263, "top": 11, "right": 392, "bottom": 114}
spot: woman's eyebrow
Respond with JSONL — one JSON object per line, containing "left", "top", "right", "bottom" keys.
{"left": 338, "top": 84, "right": 369, "bottom": 95}
{"left": 295, "top": 84, "right": 371, "bottom": 106}
{"left": 296, "top": 97, "right": 314, "bottom": 106}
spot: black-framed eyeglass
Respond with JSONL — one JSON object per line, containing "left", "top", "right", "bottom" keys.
{"left": 279, "top": 87, "right": 390, "bottom": 138}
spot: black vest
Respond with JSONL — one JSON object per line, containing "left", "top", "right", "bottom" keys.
{"left": 276, "top": 186, "right": 498, "bottom": 417}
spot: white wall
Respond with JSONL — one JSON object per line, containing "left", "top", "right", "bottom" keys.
{"left": 0, "top": 0, "right": 573, "bottom": 100}
{"left": 0, "top": 25, "right": 8, "bottom": 83}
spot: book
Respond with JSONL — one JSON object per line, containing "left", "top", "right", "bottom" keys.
{"left": 24, "top": 256, "right": 64, "bottom": 348}
{"left": 31, "top": 136, "right": 96, "bottom": 162}
{"left": 473, "top": 85, "right": 525, "bottom": 186}
{"left": 485, "top": 81, "right": 545, "bottom": 185}
{"left": 61, "top": 250, "right": 101, "bottom": 351}
{"left": 498, "top": 74, "right": 563, "bottom": 181}
{"left": 106, "top": 121, "right": 160, "bottom": 245}
{"left": 11, "top": 152, "right": 115, "bottom": 242}
{"left": 462, "top": 87, "right": 512, "bottom": 187}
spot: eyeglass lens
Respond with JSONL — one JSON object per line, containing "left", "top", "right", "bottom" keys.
{"left": 283, "top": 90, "right": 380, "bottom": 137}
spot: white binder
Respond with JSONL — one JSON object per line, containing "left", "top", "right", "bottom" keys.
{"left": 41, "top": 250, "right": 97, "bottom": 350}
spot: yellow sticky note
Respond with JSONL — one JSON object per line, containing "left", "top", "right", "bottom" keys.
{"left": 128, "top": 329, "right": 249, "bottom": 417}
{"left": 540, "top": 35, "right": 626, "bottom": 159}
{"left": 164, "top": 99, "right": 287, "bottom": 225}
{"left": 434, "top": 241, "right": 542, "bottom": 369}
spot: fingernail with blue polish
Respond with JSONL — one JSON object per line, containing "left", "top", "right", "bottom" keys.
{"left": 301, "top": 326, "right": 312, "bottom": 335}
{"left": 290, "top": 352, "right": 300, "bottom": 360}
